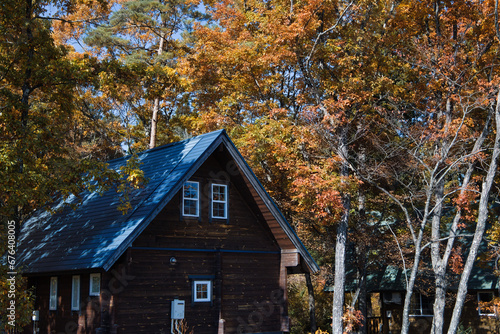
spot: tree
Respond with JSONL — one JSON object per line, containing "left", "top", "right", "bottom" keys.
{"left": 0, "top": 0, "right": 142, "bottom": 328}
{"left": 185, "top": 1, "right": 500, "bottom": 334}
{"left": 183, "top": 1, "right": 405, "bottom": 333}
{"left": 80, "top": 0, "right": 205, "bottom": 150}
{"left": 379, "top": 1, "right": 500, "bottom": 333}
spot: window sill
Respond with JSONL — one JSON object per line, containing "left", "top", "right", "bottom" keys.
{"left": 409, "top": 315, "right": 434, "bottom": 317}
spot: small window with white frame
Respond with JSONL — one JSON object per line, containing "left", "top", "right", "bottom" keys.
{"left": 193, "top": 280, "right": 212, "bottom": 302}
{"left": 409, "top": 292, "right": 433, "bottom": 316}
{"left": 211, "top": 184, "right": 228, "bottom": 219}
{"left": 89, "top": 273, "right": 101, "bottom": 296}
{"left": 478, "top": 291, "right": 497, "bottom": 316}
{"left": 71, "top": 275, "right": 80, "bottom": 311}
{"left": 49, "top": 276, "right": 58, "bottom": 310}
{"left": 183, "top": 181, "right": 199, "bottom": 217}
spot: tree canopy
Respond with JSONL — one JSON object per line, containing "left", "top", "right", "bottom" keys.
{"left": 2, "top": 0, "right": 500, "bottom": 332}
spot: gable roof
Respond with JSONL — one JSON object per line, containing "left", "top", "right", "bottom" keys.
{"left": 17, "top": 130, "right": 319, "bottom": 275}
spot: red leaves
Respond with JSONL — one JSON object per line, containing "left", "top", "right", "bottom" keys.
{"left": 449, "top": 246, "right": 464, "bottom": 275}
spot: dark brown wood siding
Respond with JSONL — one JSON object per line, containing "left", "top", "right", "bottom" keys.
{"left": 24, "top": 151, "right": 287, "bottom": 334}
{"left": 111, "top": 154, "right": 284, "bottom": 333}
{"left": 26, "top": 273, "right": 103, "bottom": 334}
{"left": 112, "top": 249, "right": 281, "bottom": 334}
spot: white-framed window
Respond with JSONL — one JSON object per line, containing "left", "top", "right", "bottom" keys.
{"left": 89, "top": 273, "right": 101, "bottom": 296}
{"left": 478, "top": 291, "right": 497, "bottom": 316}
{"left": 49, "top": 276, "right": 58, "bottom": 311}
{"left": 183, "top": 181, "right": 199, "bottom": 217}
{"left": 71, "top": 275, "right": 80, "bottom": 311}
{"left": 211, "top": 184, "right": 228, "bottom": 219}
{"left": 193, "top": 280, "right": 212, "bottom": 302}
{"left": 409, "top": 292, "right": 433, "bottom": 317}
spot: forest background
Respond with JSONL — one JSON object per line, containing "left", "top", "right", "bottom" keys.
{"left": 2, "top": 0, "right": 500, "bottom": 333}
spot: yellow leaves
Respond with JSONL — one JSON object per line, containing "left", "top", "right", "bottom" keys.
{"left": 117, "top": 154, "right": 148, "bottom": 214}
{"left": 312, "top": 330, "right": 330, "bottom": 334}
{"left": 0, "top": 265, "right": 34, "bottom": 331}
{"left": 126, "top": 170, "right": 145, "bottom": 188}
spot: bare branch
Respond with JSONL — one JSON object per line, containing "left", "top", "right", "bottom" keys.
{"left": 305, "top": 0, "right": 355, "bottom": 70}
{"left": 385, "top": 221, "right": 409, "bottom": 289}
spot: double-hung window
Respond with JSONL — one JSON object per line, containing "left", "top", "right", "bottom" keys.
{"left": 211, "top": 184, "right": 228, "bottom": 219}
{"left": 183, "top": 181, "right": 199, "bottom": 217}
{"left": 71, "top": 275, "right": 80, "bottom": 311}
{"left": 409, "top": 292, "right": 433, "bottom": 316}
{"left": 49, "top": 277, "right": 58, "bottom": 310}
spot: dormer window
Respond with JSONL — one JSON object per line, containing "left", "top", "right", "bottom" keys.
{"left": 211, "top": 184, "right": 227, "bottom": 219}
{"left": 183, "top": 181, "right": 199, "bottom": 217}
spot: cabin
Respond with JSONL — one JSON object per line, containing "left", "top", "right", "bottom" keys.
{"left": 17, "top": 130, "right": 319, "bottom": 334}
{"left": 328, "top": 265, "right": 499, "bottom": 334}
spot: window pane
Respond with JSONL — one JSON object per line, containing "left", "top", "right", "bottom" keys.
{"left": 49, "top": 277, "right": 57, "bottom": 310}
{"left": 184, "top": 199, "right": 198, "bottom": 216}
{"left": 410, "top": 293, "right": 433, "bottom": 316}
{"left": 213, "top": 202, "right": 225, "bottom": 218}
{"left": 194, "top": 280, "right": 211, "bottom": 302}
{"left": 196, "top": 283, "right": 208, "bottom": 299}
{"left": 478, "top": 292, "right": 496, "bottom": 315}
{"left": 72, "top": 276, "right": 80, "bottom": 311}
{"left": 479, "top": 292, "right": 494, "bottom": 303}
{"left": 90, "top": 273, "right": 100, "bottom": 296}
{"left": 184, "top": 182, "right": 198, "bottom": 199}
{"left": 420, "top": 294, "right": 433, "bottom": 315}
{"left": 183, "top": 182, "right": 199, "bottom": 216}
{"left": 212, "top": 185, "right": 226, "bottom": 201}
{"left": 211, "top": 184, "right": 227, "bottom": 218}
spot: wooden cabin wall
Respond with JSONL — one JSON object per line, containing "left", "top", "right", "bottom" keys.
{"left": 131, "top": 153, "right": 280, "bottom": 251}
{"left": 109, "top": 154, "right": 284, "bottom": 333}
{"left": 25, "top": 273, "right": 102, "bottom": 334}
{"left": 111, "top": 250, "right": 281, "bottom": 334}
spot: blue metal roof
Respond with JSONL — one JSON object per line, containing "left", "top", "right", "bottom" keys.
{"left": 17, "top": 130, "right": 319, "bottom": 274}
{"left": 17, "top": 130, "right": 226, "bottom": 274}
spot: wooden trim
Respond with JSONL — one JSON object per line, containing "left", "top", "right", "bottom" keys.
{"left": 279, "top": 254, "right": 290, "bottom": 332}
{"left": 131, "top": 247, "right": 281, "bottom": 254}
{"left": 281, "top": 251, "right": 299, "bottom": 267}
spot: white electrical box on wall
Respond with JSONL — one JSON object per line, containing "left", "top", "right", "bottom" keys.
{"left": 171, "top": 299, "right": 185, "bottom": 319}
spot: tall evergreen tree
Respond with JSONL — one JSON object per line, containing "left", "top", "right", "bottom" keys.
{"left": 83, "top": 0, "right": 207, "bottom": 150}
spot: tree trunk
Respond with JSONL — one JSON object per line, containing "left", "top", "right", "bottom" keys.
{"left": 332, "top": 196, "right": 349, "bottom": 334}
{"left": 332, "top": 127, "right": 351, "bottom": 334}
{"left": 431, "top": 271, "right": 447, "bottom": 334}
{"left": 357, "top": 161, "right": 368, "bottom": 334}
{"left": 149, "top": 27, "right": 166, "bottom": 149}
{"left": 431, "top": 178, "right": 447, "bottom": 334}
{"left": 305, "top": 272, "right": 317, "bottom": 333}
{"left": 357, "top": 264, "right": 367, "bottom": 334}
{"left": 400, "top": 244, "right": 422, "bottom": 334}
{"left": 446, "top": 89, "right": 500, "bottom": 334}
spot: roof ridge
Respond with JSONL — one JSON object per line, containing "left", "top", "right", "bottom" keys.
{"left": 107, "top": 130, "right": 226, "bottom": 166}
